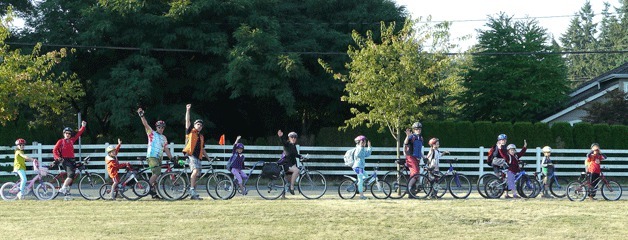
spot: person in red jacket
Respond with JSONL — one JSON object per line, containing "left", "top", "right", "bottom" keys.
{"left": 105, "top": 138, "right": 130, "bottom": 200}
{"left": 498, "top": 140, "right": 527, "bottom": 199}
{"left": 52, "top": 121, "right": 87, "bottom": 200}
{"left": 586, "top": 143, "right": 606, "bottom": 200}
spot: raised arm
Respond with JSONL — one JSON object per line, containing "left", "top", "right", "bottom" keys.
{"left": 137, "top": 108, "right": 153, "bottom": 132}
{"left": 71, "top": 121, "right": 87, "bottom": 141}
{"left": 185, "top": 104, "right": 191, "bottom": 129}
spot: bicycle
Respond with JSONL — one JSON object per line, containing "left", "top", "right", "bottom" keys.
{"left": 436, "top": 158, "right": 472, "bottom": 199}
{"left": 214, "top": 161, "right": 265, "bottom": 200}
{"left": 99, "top": 164, "right": 151, "bottom": 201}
{"left": 566, "top": 167, "right": 623, "bottom": 201}
{"left": 337, "top": 163, "right": 392, "bottom": 199}
{"left": 382, "top": 159, "right": 409, "bottom": 199}
{"left": 484, "top": 162, "right": 541, "bottom": 199}
{"left": 157, "top": 156, "right": 232, "bottom": 201}
{"left": 532, "top": 163, "right": 569, "bottom": 198}
{"left": 256, "top": 155, "right": 327, "bottom": 200}
{"left": 39, "top": 156, "right": 106, "bottom": 200}
{"left": 1, "top": 159, "right": 56, "bottom": 201}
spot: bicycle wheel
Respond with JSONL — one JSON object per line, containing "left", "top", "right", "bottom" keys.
{"left": 256, "top": 175, "right": 285, "bottom": 200}
{"left": 99, "top": 184, "right": 113, "bottom": 201}
{"left": 40, "top": 174, "right": 60, "bottom": 199}
{"left": 215, "top": 179, "right": 236, "bottom": 200}
{"left": 34, "top": 182, "right": 56, "bottom": 200}
{"left": 516, "top": 175, "right": 540, "bottom": 198}
{"left": 449, "top": 174, "right": 472, "bottom": 199}
{"left": 601, "top": 180, "right": 622, "bottom": 201}
{"left": 337, "top": 179, "right": 357, "bottom": 199}
{"left": 159, "top": 172, "right": 189, "bottom": 201}
{"left": 78, "top": 173, "right": 105, "bottom": 200}
{"left": 132, "top": 179, "right": 151, "bottom": 198}
{"left": 476, "top": 174, "right": 494, "bottom": 199}
{"left": 484, "top": 176, "right": 505, "bottom": 199}
{"left": 298, "top": 170, "right": 327, "bottom": 199}
{"left": 408, "top": 174, "right": 432, "bottom": 199}
{"left": 549, "top": 176, "right": 569, "bottom": 198}
{"left": 382, "top": 171, "right": 407, "bottom": 199}
{"left": 206, "top": 172, "right": 232, "bottom": 200}
{"left": 0, "top": 182, "right": 18, "bottom": 201}
{"left": 566, "top": 181, "right": 587, "bottom": 201}
{"left": 370, "top": 180, "right": 392, "bottom": 199}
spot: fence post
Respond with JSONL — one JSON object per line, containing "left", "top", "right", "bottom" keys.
{"left": 104, "top": 142, "right": 110, "bottom": 181}
{"left": 479, "top": 146, "right": 484, "bottom": 177}
{"left": 535, "top": 147, "right": 542, "bottom": 174}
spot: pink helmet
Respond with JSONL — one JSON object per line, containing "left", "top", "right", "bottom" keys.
{"left": 428, "top": 138, "right": 439, "bottom": 146}
{"left": 354, "top": 135, "right": 367, "bottom": 143}
{"left": 15, "top": 138, "right": 26, "bottom": 145}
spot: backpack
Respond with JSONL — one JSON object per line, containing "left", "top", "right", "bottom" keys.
{"left": 486, "top": 145, "right": 498, "bottom": 166}
{"left": 226, "top": 155, "right": 235, "bottom": 171}
{"left": 261, "top": 162, "right": 282, "bottom": 179}
{"left": 343, "top": 148, "right": 357, "bottom": 167}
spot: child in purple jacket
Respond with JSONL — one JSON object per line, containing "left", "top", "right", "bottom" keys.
{"left": 228, "top": 136, "right": 248, "bottom": 195}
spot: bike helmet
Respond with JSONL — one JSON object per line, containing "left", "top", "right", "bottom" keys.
{"left": 428, "top": 138, "right": 439, "bottom": 146}
{"left": 497, "top": 134, "right": 507, "bottom": 140}
{"left": 15, "top": 138, "right": 26, "bottom": 145}
{"left": 354, "top": 135, "right": 367, "bottom": 143}
{"left": 194, "top": 119, "right": 203, "bottom": 125}
{"left": 235, "top": 143, "right": 244, "bottom": 149}
{"left": 106, "top": 145, "right": 116, "bottom": 153}
{"left": 63, "top": 127, "right": 73, "bottom": 133}
{"left": 542, "top": 146, "right": 552, "bottom": 153}
{"left": 411, "top": 122, "right": 422, "bottom": 129}
{"left": 590, "top": 143, "right": 599, "bottom": 149}
{"left": 155, "top": 120, "right": 166, "bottom": 127}
{"left": 507, "top": 144, "right": 516, "bottom": 150}
{"left": 288, "top": 132, "right": 298, "bottom": 138}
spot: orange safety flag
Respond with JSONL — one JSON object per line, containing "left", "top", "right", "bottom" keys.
{"left": 218, "top": 134, "right": 225, "bottom": 145}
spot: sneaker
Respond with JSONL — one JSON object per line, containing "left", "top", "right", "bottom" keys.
{"left": 151, "top": 194, "right": 162, "bottom": 200}
{"left": 59, "top": 187, "right": 68, "bottom": 194}
{"left": 190, "top": 195, "right": 203, "bottom": 200}
{"left": 63, "top": 193, "right": 73, "bottom": 201}
{"left": 241, "top": 187, "right": 248, "bottom": 196}
{"left": 289, "top": 188, "right": 295, "bottom": 195}
{"left": 359, "top": 196, "right": 368, "bottom": 200}
{"left": 16, "top": 192, "right": 23, "bottom": 200}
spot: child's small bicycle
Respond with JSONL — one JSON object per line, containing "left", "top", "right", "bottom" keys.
{"left": 337, "top": 163, "right": 392, "bottom": 199}
{"left": 99, "top": 164, "right": 151, "bottom": 201}
{"left": 214, "top": 161, "right": 265, "bottom": 200}
{"left": 1, "top": 159, "right": 56, "bottom": 201}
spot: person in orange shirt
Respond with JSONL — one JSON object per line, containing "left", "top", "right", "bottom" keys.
{"left": 182, "top": 104, "right": 210, "bottom": 200}
{"left": 105, "top": 138, "right": 130, "bottom": 199}
{"left": 586, "top": 143, "right": 606, "bottom": 200}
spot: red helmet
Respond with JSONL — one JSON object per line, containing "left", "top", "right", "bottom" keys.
{"left": 428, "top": 138, "right": 439, "bottom": 146}
{"left": 15, "top": 138, "right": 26, "bottom": 145}
{"left": 155, "top": 120, "right": 166, "bottom": 127}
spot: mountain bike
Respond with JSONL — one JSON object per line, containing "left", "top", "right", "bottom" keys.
{"left": 566, "top": 167, "right": 623, "bottom": 201}
{"left": 533, "top": 163, "right": 569, "bottom": 198}
{"left": 382, "top": 159, "right": 409, "bottom": 199}
{"left": 99, "top": 164, "right": 151, "bottom": 201}
{"left": 39, "top": 156, "right": 106, "bottom": 200}
{"left": 484, "top": 162, "right": 540, "bottom": 199}
{"left": 337, "top": 163, "right": 392, "bottom": 199}
{"left": 438, "top": 158, "right": 472, "bottom": 199}
{"left": 256, "top": 155, "right": 327, "bottom": 200}
{"left": 215, "top": 161, "right": 265, "bottom": 200}
{"left": 1, "top": 159, "right": 56, "bottom": 201}
{"left": 157, "top": 156, "right": 232, "bottom": 201}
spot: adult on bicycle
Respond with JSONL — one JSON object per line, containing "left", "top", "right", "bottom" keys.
{"left": 137, "top": 108, "right": 174, "bottom": 199}
{"left": 586, "top": 143, "right": 606, "bottom": 200}
{"left": 404, "top": 122, "right": 424, "bottom": 196}
{"left": 351, "top": 135, "right": 372, "bottom": 200}
{"left": 183, "top": 104, "right": 211, "bottom": 200}
{"left": 277, "top": 130, "right": 301, "bottom": 195}
{"left": 52, "top": 121, "right": 87, "bottom": 200}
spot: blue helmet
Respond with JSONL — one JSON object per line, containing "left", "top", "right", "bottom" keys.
{"left": 497, "top": 134, "right": 507, "bottom": 140}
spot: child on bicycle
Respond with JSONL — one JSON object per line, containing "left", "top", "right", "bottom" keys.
{"left": 228, "top": 136, "right": 248, "bottom": 195}
{"left": 105, "top": 139, "right": 130, "bottom": 199}
{"left": 499, "top": 140, "right": 527, "bottom": 199}
{"left": 541, "top": 146, "right": 553, "bottom": 198}
{"left": 351, "top": 135, "right": 372, "bottom": 200}
{"left": 586, "top": 143, "right": 606, "bottom": 200}
{"left": 426, "top": 138, "right": 449, "bottom": 198}
{"left": 14, "top": 138, "right": 35, "bottom": 200}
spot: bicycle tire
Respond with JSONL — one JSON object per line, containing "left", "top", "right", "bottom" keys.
{"left": 566, "top": 181, "right": 587, "bottom": 201}
{"left": 476, "top": 174, "right": 494, "bottom": 199}
{"left": 78, "top": 173, "right": 105, "bottom": 200}
{"left": 370, "top": 180, "right": 392, "bottom": 199}
{"left": 256, "top": 175, "right": 285, "bottom": 200}
{"left": 40, "top": 174, "right": 60, "bottom": 199}
{"left": 132, "top": 179, "right": 151, "bottom": 198}
{"left": 549, "top": 176, "right": 569, "bottom": 198}
{"left": 382, "top": 171, "right": 408, "bottom": 199}
{"left": 408, "top": 174, "right": 432, "bottom": 199}
{"left": 34, "top": 182, "right": 56, "bottom": 200}
{"left": 601, "top": 180, "right": 622, "bottom": 201}
{"left": 516, "top": 175, "right": 540, "bottom": 198}
{"left": 159, "top": 172, "right": 189, "bottom": 201}
{"left": 449, "top": 174, "right": 472, "bottom": 199}
{"left": 298, "top": 170, "right": 327, "bottom": 199}
{"left": 99, "top": 184, "right": 113, "bottom": 201}
{"left": 337, "top": 179, "right": 357, "bottom": 199}
{"left": 484, "top": 176, "right": 505, "bottom": 199}
{"left": 206, "top": 172, "right": 232, "bottom": 200}
{"left": 0, "top": 182, "right": 18, "bottom": 201}
{"left": 432, "top": 176, "right": 447, "bottom": 199}
{"left": 215, "top": 179, "right": 236, "bottom": 200}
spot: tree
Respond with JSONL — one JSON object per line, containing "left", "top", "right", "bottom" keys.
{"left": 319, "top": 18, "right": 460, "bottom": 157}
{"left": 460, "top": 13, "right": 568, "bottom": 122}
{"left": 560, "top": 1, "right": 599, "bottom": 87}
{"left": 0, "top": 13, "right": 83, "bottom": 126}
{"left": 583, "top": 89, "right": 628, "bottom": 125}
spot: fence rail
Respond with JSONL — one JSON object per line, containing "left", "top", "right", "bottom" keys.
{"left": 1, "top": 143, "right": 627, "bottom": 178}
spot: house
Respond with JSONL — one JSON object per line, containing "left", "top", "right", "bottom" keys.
{"left": 541, "top": 62, "right": 628, "bottom": 125}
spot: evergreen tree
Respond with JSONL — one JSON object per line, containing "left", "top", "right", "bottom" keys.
{"left": 560, "top": 1, "right": 599, "bottom": 87}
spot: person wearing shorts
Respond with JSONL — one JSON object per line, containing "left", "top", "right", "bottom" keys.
{"left": 105, "top": 138, "right": 131, "bottom": 200}
{"left": 52, "top": 121, "right": 87, "bottom": 200}
{"left": 138, "top": 108, "right": 173, "bottom": 199}
{"left": 182, "top": 104, "right": 210, "bottom": 200}
{"left": 404, "top": 122, "right": 424, "bottom": 196}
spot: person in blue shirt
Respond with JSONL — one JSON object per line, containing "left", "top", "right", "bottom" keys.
{"left": 404, "top": 122, "right": 425, "bottom": 194}
{"left": 351, "top": 135, "right": 372, "bottom": 200}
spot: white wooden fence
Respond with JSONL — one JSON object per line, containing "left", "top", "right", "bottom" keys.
{"left": 1, "top": 142, "right": 627, "bottom": 178}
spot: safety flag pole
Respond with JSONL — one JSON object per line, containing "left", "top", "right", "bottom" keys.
{"left": 219, "top": 134, "right": 226, "bottom": 161}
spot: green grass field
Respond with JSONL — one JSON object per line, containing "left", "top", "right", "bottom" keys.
{"left": 1, "top": 196, "right": 627, "bottom": 240}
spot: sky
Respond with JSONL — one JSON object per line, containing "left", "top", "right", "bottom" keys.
{"left": 394, "top": 0, "right": 611, "bottom": 50}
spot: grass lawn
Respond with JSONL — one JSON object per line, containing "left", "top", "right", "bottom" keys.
{"left": 1, "top": 196, "right": 627, "bottom": 240}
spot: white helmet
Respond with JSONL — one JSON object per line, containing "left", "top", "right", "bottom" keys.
{"left": 507, "top": 144, "right": 516, "bottom": 150}
{"left": 542, "top": 146, "right": 552, "bottom": 153}
{"left": 106, "top": 145, "right": 116, "bottom": 153}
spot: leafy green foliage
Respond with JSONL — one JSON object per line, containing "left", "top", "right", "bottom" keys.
{"left": 551, "top": 122, "right": 574, "bottom": 149}
{"left": 583, "top": 89, "right": 628, "bottom": 125}
{"left": 572, "top": 122, "right": 594, "bottom": 149}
